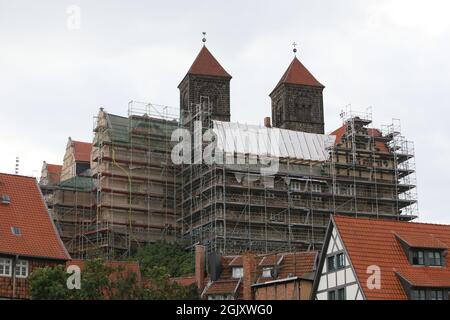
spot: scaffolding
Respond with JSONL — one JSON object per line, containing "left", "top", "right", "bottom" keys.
{"left": 88, "top": 102, "right": 179, "bottom": 258}
{"left": 179, "top": 103, "right": 418, "bottom": 255}
{"left": 44, "top": 100, "right": 418, "bottom": 258}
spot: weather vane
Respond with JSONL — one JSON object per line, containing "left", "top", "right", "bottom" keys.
{"left": 292, "top": 42, "right": 298, "bottom": 55}
{"left": 202, "top": 32, "right": 207, "bottom": 44}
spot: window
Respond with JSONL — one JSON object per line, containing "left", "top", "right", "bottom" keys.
{"left": 430, "top": 290, "right": 444, "bottom": 300}
{"left": 337, "top": 288, "right": 346, "bottom": 300}
{"left": 15, "top": 260, "right": 28, "bottom": 278}
{"left": 0, "top": 258, "right": 12, "bottom": 277}
{"left": 1, "top": 194, "right": 11, "bottom": 204}
{"left": 312, "top": 184, "right": 322, "bottom": 193}
{"left": 412, "top": 250, "right": 443, "bottom": 266}
{"left": 327, "top": 291, "right": 336, "bottom": 300}
{"left": 262, "top": 267, "right": 273, "bottom": 278}
{"left": 412, "top": 250, "right": 424, "bottom": 265}
{"left": 232, "top": 267, "right": 243, "bottom": 279}
{"left": 291, "top": 181, "right": 301, "bottom": 192}
{"left": 327, "top": 256, "right": 335, "bottom": 272}
{"left": 411, "top": 289, "right": 426, "bottom": 300}
{"left": 11, "top": 227, "right": 22, "bottom": 236}
{"left": 336, "top": 253, "right": 345, "bottom": 269}
{"left": 428, "top": 251, "right": 442, "bottom": 266}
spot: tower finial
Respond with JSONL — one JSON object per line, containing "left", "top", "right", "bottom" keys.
{"left": 292, "top": 42, "right": 298, "bottom": 56}
{"left": 202, "top": 32, "right": 207, "bottom": 45}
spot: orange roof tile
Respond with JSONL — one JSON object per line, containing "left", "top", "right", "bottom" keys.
{"left": 170, "top": 275, "right": 196, "bottom": 287}
{"left": 46, "top": 164, "right": 62, "bottom": 185}
{"left": 68, "top": 259, "right": 142, "bottom": 284}
{"left": 205, "top": 279, "right": 240, "bottom": 295}
{"left": 0, "top": 173, "right": 70, "bottom": 260}
{"left": 72, "top": 141, "right": 92, "bottom": 162}
{"left": 228, "top": 256, "right": 243, "bottom": 266}
{"left": 333, "top": 216, "right": 450, "bottom": 300}
{"left": 186, "top": 46, "right": 231, "bottom": 78}
{"left": 271, "top": 57, "right": 324, "bottom": 95}
{"left": 330, "top": 124, "right": 389, "bottom": 153}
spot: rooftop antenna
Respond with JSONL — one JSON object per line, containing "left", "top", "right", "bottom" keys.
{"left": 202, "top": 32, "right": 207, "bottom": 45}
{"left": 15, "top": 156, "right": 19, "bottom": 175}
{"left": 292, "top": 42, "right": 298, "bottom": 56}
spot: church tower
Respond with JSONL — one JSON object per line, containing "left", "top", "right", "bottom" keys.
{"left": 270, "top": 54, "right": 325, "bottom": 134}
{"left": 178, "top": 43, "right": 232, "bottom": 123}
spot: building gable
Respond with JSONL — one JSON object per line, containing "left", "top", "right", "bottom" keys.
{"left": 314, "top": 220, "right": 364, "bottom": 300}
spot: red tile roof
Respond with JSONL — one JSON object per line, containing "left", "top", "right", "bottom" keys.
{"left": 170, "top": 275, "right": 196, "bottom": 287}
{"left": 46, "top": 164, "right": 62, "bottom": 185}
{"left": 228, "top": 256, "right": 243, "bottom": 266}
{"left": 330, "top": 124, "right": 389, "bottom": 153}
{"left": 0, "top": 173, "right": 70, "bottom": 260}
{"left": 271, "top": 57, "right": 324, "bottom": 95}
{"left": 204, "top": 251, "right": 317, "bottom": 297}
{"left": 333, "top": 215, "right": 450, "bottom": 300}
{"left": 205, "top": 279, "right": 240, "bottom": 295}
{"left": 72, "top": 141, "right": 92, "bottom": 162}
{"left": 68, "top": 259, "right": 142, "bottom": 284}
{"left": 186, "top": 46, "right": 231, "bottom": 78}
{"left": 395, "top": 232, "right": 448, "bottom": 250}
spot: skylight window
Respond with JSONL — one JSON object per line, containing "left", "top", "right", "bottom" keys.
{"left": 11, "top": 227, "right": 22, "bottom": 236}
{"left": 1, "top": 194, "right": 11, "bottom": 204}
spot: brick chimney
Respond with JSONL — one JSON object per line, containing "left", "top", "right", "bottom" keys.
{"left": 195, "top": 245, "right": 206, "bottom": 290}
{"left": 243, "top": 252, "right": 256, "bottom": 300}
{"left": 264, "top": 117, "right": 271, "bottom": 128}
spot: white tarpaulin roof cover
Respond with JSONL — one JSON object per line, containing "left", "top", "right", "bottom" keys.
{"left": 212, "top": 121, "right": 336, "bottom": 162}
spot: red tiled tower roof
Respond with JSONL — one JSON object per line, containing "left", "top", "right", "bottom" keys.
{"left": 72, "top": 141, "right": 92, "bottom": 162}
{"left": 0, "top": 173, "right": 70, "bottom": 260}
{"left": 46, "top": 164, "right": 62, "bottom": 185}
{"left": 271, "top": 57, "right": 323, "bottom": 95}
{"left": 333, "top": 216, "right": 450, "bottom": 300}
{"left": 186, "top": 46, "right": 231, "bottom": 79}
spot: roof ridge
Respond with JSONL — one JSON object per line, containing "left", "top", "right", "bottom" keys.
{"left": 335, "top": 215, "right": 449, "bottom": 228}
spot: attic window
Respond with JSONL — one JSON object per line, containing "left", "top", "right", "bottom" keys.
{"left": 262, "top": 267, "right": 273, "bottom": 278}
{"left": 232, "top": 267, "right": 243, "bottom": 279}
{"left": 1, "top": 194, "right": 11, "bottom": 204}
{"left": 11, "top": 227, "right": 22, "bottom": 236}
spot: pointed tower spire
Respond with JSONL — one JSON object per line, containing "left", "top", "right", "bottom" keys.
{"left": 178, "top": 39, "right": 232, "bottom": 123}
{"left": 186, "top": 46, "right": 232, "bottom": 78}
{"left": 270, "top": 49, "right": 325, "bottom": 134}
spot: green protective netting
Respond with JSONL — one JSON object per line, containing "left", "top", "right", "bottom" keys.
{"left": 58, "top": 175, "right": 94, "bottom": 191}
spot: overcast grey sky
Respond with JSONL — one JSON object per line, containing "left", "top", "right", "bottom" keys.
{"left": 0, "top": 0, "right": 449, "bottom": 223}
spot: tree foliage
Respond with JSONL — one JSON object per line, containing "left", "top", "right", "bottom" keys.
{"left": 29, "top": 259, "right": 140, "bottom": 300}
{"left": 133, "top": 241, "right": 195, "bottom": 278}
{"left": 29, "top": 242, "right": 198, "bottom": 300}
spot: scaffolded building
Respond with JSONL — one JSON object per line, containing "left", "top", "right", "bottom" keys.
{"left": 178, "top": 103, "right": 417, "bottom": 254}
{"left": 88, "top": 103, "right": 179, "bottom": 258}
{"left": 40, "top": 44, "right": 418, "bottom": 258}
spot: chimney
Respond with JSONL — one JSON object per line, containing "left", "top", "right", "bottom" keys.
{"left": 195, "top": 245, "right": 206, "bottom": 290}
{"left": 264, "top": 117, "right": 271, "bottom": 128}
{"left": 243, "top": 252, "right": 256, "bottom": 300}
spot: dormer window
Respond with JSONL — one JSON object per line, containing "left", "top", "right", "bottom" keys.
{"left": 232, "top": 267, "right": 243, "bottom": 279}
{"left": 262, "top": 267, "right": 273, "bottom": 278}
{"left": 411, "top": 249, "right": 443, "bottom": 267}
{"left": 428, "top": 251, "right": 442, "bottom": 266}
{"left": 412, "top": 250, "right": 424, "bottom": 265}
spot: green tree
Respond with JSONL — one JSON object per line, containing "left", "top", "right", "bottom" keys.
{"left": 133, "top": 241, "right": 195, "bottom": 278}
{"left": 29, "top": 265, "right": 71, "bottom": 300}
{"left": 29, "top": 259, "right": 141, "bottom": 300}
